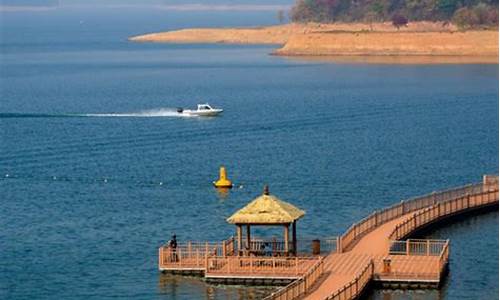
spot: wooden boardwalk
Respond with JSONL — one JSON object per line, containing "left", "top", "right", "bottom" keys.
{"left": 267, "top": 176, "right": 498, "bottom": 300}
{"left": 158, "top": 175, "right": 498, "bottom": 300}
{"left": 304, "top": 213, "right": 433, "bottom": 299}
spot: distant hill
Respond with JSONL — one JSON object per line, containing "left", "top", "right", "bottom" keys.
{"left": 290, "top": 0, "right": 498, "bottom": 28}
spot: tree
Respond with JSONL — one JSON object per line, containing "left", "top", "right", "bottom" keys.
{"left": 277, "top": 10, "right": 286, "bottom": 24}
{"left": 472, "top": 3, "right": 490, "bottom": 25}
{"left": 486, "top": 9, "right": 499, "bottom": 26}
{"left": 437, "top": 0, "right": 460, "bottom": 18}
{"left": 288, "top": 0, "right": 498, "bottom": 25}
{"left": 452, "top": 7, "right": 479, "bottom": 28}
{"left": 364, "top": 11, "right": 379, "bottom": 31}
{"left": 391, "top": 13, "right": 408, "bottom": 29}
{"left": 290, "top": 0, "right": 315, "bottom": 23}
{"left": 371, "top": 1, "right": 386, "bottom": 18}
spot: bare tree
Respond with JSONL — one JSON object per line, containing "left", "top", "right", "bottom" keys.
{"left": 277, "top": 10, "right": 285, "bottom": 24}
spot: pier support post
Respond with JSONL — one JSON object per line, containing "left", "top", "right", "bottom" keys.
{"left": 284, "top": 224, "right": 289, "bottom": 255}
{"left": 237, "top": 225, "right": 242, "bottom": 255}
{"left": 246, "top": 225, "right": 251, "bottom": 253}
{"left": 295, "top": 257, "right": 299, "bottom": 275}
{"left": 383, "top": 257, "right": 392, "bottom": 273}
{"left": 292, "top": 221, "right": 297, "bottom": 255}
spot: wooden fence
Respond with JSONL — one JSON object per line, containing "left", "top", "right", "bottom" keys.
{"left": 388, "top": 239, "right": 448, "bottom": 256}
{"left": 438, "top": 240, "right": 449, "bottom": 277}
{"left": 376, "top": 240, "right": 450, "bottom": 281}
{"left": 159, "top": 238, "right": 235, "bottom": 270}
{"left": 388, "top": 189, "right": 498, "bottom": 241}
{"left": 205, "top": 256, "right": 322, "bottom": 278}
{"left": 263, "top": 257, "right": 325, "bottom": 300}
{"left": 340, "top": 182, "right": 489, "bottom": 252}
{"left": 325, "top": 260, "right": 374, "bottom": 300}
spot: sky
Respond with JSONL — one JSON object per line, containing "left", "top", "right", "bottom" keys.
{"left": 0, "top": 0, "right": 294, "bottom": 10}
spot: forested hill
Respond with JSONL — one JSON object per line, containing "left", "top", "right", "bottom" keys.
{"left": 290, "top": 0, "right": 499, "bottom": 28}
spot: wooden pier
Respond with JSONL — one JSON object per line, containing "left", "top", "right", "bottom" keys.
{"left": 158, "top": 175, "right": 498, "bottom": 299}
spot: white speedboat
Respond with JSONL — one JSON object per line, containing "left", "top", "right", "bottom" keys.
{"left": 177, "top": 104, "right": 223, "bottom": 117}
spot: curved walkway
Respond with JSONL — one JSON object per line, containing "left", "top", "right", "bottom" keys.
{"left": 265, "top": 175, "right": 499, "bottom": 300}
{"left": 305, "top": 213, "right": 415, "bottom": 299}
{"left": 304, "top": 185, "right": 498, "bottom": 300}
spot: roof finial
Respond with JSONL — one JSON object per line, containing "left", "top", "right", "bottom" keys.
{"left": 263, "top": 185, "right": 269, "bottom": 195}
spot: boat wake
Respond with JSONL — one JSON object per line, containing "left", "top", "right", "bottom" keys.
{"left": 82, "top": 108, "right": 191, "bottom": 118}
{"left": 0, "top": 108, "right": 193, "bottom": 119}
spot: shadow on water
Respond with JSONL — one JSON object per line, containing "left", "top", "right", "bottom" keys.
{"left": 158, "top": 273, "right": 276, "bottom": 300}
{"left": 280, "top": 55, "right": 499, "bottom": 65}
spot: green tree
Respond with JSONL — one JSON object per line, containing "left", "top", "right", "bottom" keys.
{"left": 437, "top": 0, "right": 460, "bottom": 18}
{"left": 371, "top": 1, "right": 387, "bottom": 19}
{"left": 452, "top": 7, "right": 479, "bottom": 28}
{"left": 289, "top": 0, "right": 498, "bottom": 25}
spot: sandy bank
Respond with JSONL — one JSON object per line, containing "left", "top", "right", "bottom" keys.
{"left": 129, "top": 23, "right": 498, "bottom": 62}
{"left": 130, "top": 24, "right": 302, "bottom": 44}
{"left": 275, "top": 31, "right": 498, "bottom": 57}
{"left": 128, "top": 22, "right": 460, "bottom": 45}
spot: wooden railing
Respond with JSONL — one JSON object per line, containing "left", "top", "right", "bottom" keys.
{"left": 241, "top": 239, "right": 289, "bottom": 256}
{"left": 325, "top": 260, "right": 374, "bottom": 300}
{"left": 375, "top": 255, "right": 442, "bottom": 280}
{"left": 294, "top": 237, "right": 338, "bottom": 255}
{"left": 340, "top": 181, "right": 489, "bottom": 252}
{"left": 205, "top": 256, "right": 321, "bottom": 278}
{"left": 159, "top": 237, "right": 235, "bottom": 270}
{"left": 379, "top": 240, "right": 450, "bottom": 281}
{"left": 263, "top": 257, "right": 325, "bottom": 300}
{"left": 379, "top": 187, "right": 498, "bottom": 282}
{"left": 388, "top": 239, "right": 448, "bottom": 256}
{"left": 438, "top": 240, "right": 449, "bottom": 276}
{"left": 159, "top": 243, "right": 216, "bottom": 270}
{"left": 388, "top": 189, "right": 498, "bottom": 241}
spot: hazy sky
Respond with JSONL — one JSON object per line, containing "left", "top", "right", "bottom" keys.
{"left": 0, "top": 0, "right": 293, "bottom": 7}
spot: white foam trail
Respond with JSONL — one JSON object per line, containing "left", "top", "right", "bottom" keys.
{"left": 81, "top": 108, "right": 194, "bottom": 118}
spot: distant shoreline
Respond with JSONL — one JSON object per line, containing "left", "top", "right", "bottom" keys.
{"left": 129, "top": 22, "right": 499, "bottom": 64}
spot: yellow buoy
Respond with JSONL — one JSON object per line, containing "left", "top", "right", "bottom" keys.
{"left": 213, "top": 166, "right": 233, "bottom": 188}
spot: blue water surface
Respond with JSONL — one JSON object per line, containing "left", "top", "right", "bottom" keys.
{"left": 0, "top": 5, "right": 498, "bottom": 300}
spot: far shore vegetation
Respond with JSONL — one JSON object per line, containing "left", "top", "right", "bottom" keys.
{"left": 289, "top": 0, "right": 499, "bottom": 29}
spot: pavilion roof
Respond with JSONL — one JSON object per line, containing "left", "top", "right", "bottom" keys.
{"left": 226, "top": 186, "right": 305, "bottom": 224}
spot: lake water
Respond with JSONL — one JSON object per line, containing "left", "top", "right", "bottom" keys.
{"left": 1, "top": 5, "right": 498, "bottom": 300}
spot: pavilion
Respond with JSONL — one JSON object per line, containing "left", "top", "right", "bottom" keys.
{"left": 226, "top": 185, "right": 305, "bottom": 256}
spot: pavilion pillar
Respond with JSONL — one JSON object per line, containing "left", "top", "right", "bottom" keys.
{"left": 237, "top": 225, "right": 242, "bottom": 255}
{"left": 246, "top": 225, "right": 251, "bottom": 252}
{"left": 292, "top": 221, "right": 297, "bottom": 255}
{"left": 284, "top": 224, "right": 289, "bottom": 254}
